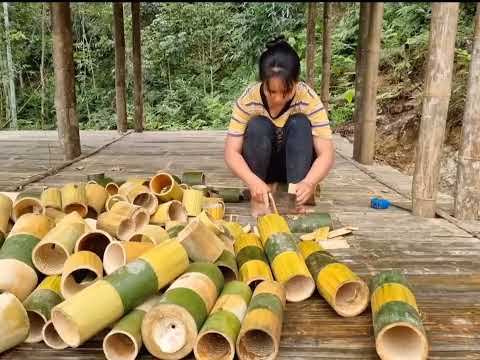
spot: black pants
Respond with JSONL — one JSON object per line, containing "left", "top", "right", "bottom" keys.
{"left": 242, "top": 113, "right": 315, "bottom": 184}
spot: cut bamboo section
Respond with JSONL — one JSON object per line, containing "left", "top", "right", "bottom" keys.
{"left": 194, "top": 281, "right": 252, "bottom": 360}
{"left": 370, "top": 271, "right": 429, "bottom": 360}
{"left": 286, "top": 213, "right": 332, "bottom": 233}
{"left": 5, "top": 212, "right": 52, "bottom": 241}
{"left": 215, "top": 250, "right": 239, "bottom": 282}
{"left": 204, "top": 202, "right": 225, "bottom": 221}
{"left": 299, "top": 240, "right": 369, "bottom": 317}
{"left": 142, "top": 262, "right": 224, "bottom": 360}
{"left": 128, "top": 224, "right": 169, "bottom": 245}
{"left": 103, "top": 241, "right": 155, "bottom": 275}
{"left": 150, "top": 172, "right": 184, "bottom": 202}
{"left": 61, "top": 183, "right": 88, "bottom": 218}
{"left": 97, "top": 211, "right": 136, "bottom": 241}
{"left": 85, "top": 183, "right": 108, "bottom": 217}
{"left": 118, "top": 182, "right": 159, "bottom": 215}
{"left": 12, "top": 191, "right": 45, "bottom": 221}
{"left": 74, "top": 229, "right": 114, "bottom": 258}
{"left": 23, "top": 275, "right": 63, "bottom": 343}
{"left": 221, "top": 221, "right": 245, "bottom": 241}
{"left": 0, "top": 292, "right": 30, "bottom": 354}
{"left": 51, "top": 239, "right": 189, "bottom": 348}
{"left": 182, "top": 189, "right": 204, "bottom": 216}
{"left": 257, "top": 213, "right": 291, "bottom": 245}
{"left": 198, "top": 210, "right": 224, "bottom": 235}
{"left": 42, "top": 320, "right": 68, "bottom": 349}
{"left": 150, "top": 200, "right": 188, "bottom": 226}
{"left": 182, "top": 171, "right": 206, "bottom": 186}
{"left": 0, "top": 193, "right": 13, "bottom": 241}
{"left": 177, "top": 218, "right": 225, "bottom": 262}
{"left": 210, "top": 188, "right": 245, "bottom": 203}
{"left": 109, "top": 201, "right": 149, "bottom": 230}
{"left": 106, "top": 194, "right": 129, "bottom": 211}
{"left": 41, "top": 187, "right": 62, "bottom": 211}
{"left": 235, "top": 233, "right": 273, "bottom": 288}
{"left": 61, "top": 251, "right": 104, "bottom": 299}
{"left": 236, "top": 280, "right": 285, "bottom": 360}
{"left": 106, "top": 182, "right": 120, "bottom": 196}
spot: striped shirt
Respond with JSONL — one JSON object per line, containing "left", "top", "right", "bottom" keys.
{"left": 228, "top": 81, "right": 332, "bottom": 139}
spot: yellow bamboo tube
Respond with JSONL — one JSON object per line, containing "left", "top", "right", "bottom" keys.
{"left": 42, "top": 320, "right": 68, "bottom": 349}
{"left": 128, "top": 224, "right": 169, "bottom": 245}
{"left": 0, "top": 292, "right": 30, "bottom": 354}
{"left": 61, "top": 251, "right": 103, "bottom": 299}
{"left": 110, "top": 201, "right": 149, "bottom": 230}
{"left": 150, "top": 172, "right": 184, "bottom": 202}
{"left": 41, "top": 187, "right": 62, "bottom": 211}
{"left": 198, "top": 210, "right": 224, "bottom": 235}
{"left": 150, "top": 200, "right": 188, "bottom": 226}
{"left": 179, "top": 183, "right": 189, "bottom": 190}
{"left": 127, "top": 177, "right": 151, "bottom": 187}
{"left": 0, "top": 193, "right": 13, "bottom": 240}
{"left": 119, "top": 182, "right": 159, "bottom": 215}
{"left": 8, "top": 212, "right": 52, "bottom": 239}
{"left": 12, "top": 192, "right": 45, "bottom": 221}
{"left": 204, "top": 202, "right": 225, "bottom": 221}
{"left": 75, "top": 229, "right": 114, "bottom": 258}
{"left": 45, "top": 207, "right": 66, "bottom": 225}
{"left": 106, "top": 194, "right": 129, "bottom": 211}
{"left": 61, "top": 183, "right": 88, "bottom": 218}
{"left": 182, "top": 189, "right": 204, "bottom": 217}
{"left": 177, "top": 218, "right": 225, "bottom": 262}
{"left": 97, "top": 212, "right": 136, "bottom": 241}
{"left": 220, "top": 221, "right": 245, "bottom": 241}
{"left": 85, "top": 183, "right": 108, "bottom": 217}
{"left": 106, "top": 182, "right": 120, "bottom": 196}
{"left": 103, "top": 241, "right": 155, "bottom": 275}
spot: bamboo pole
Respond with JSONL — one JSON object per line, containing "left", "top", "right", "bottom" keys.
{"left": 305, "top": 3, "right": 317, "bottom": 89}
{"left": 113, "top": 2, "right": 127, "bottom": 133}
{"left": 412, "top": 3, "right": 459, "bottom": 217}
{"left": 321, "top": 2, "right": 333, "bottom": 111}
{"left": 60, "top": 251, "right": 104, "bottom": 299}
{"left": 0, "top": 292, "right": 29, "bottom": 354}
{"left": 131, "top": 2, "right": 144, "bottom": 132}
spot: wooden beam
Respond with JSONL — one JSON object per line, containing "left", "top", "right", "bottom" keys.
{"left": 454, "top": 3, "right": 480, "bottom": 220}
{"left": 131, "top": 2, "right": 144, "bottom": 133}
{"left": 305, "top": 2, "right": 317, "bottom": 89}
{"left": 113, "top": 3, "right": 128, "bottom": 133}
{"left": 51, "top": 3, "right": 81, "bottom": 160}
{"left": 321, "top": 2, "right": 332, "bottom": 111}
{"left": 412, "top": 3, "right": 459, "bottom": 218}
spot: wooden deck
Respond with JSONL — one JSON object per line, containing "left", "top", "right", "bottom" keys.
{"left": 1, "top": 130, "right": 479, "bottom": 359}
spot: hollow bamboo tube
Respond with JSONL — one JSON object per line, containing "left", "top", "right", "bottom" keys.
{"left": 97, "top": 211, "right": 136, "bottom": 241}
{"left": 118, "top": 182, "right": 158, "bottom": 215}
{"left": 212, "top": 188, "right": 244, "bottom": 203}
{"left": 0, "top": 193, "right": 12, "bottom": 241}
{"left": 198, "top": 210, "right": 224, "bottom": 235}
{"left": 215, "top": 250, "right": 239, "bottom": 282}
{"left": 195, "top": 281, "right": 252, "bottom": 360}
{"left": 142, "top": 262, "right": 224, "bottom": 360}
{"left": 41, "top": 187, "right": 62, "bottom": 211}
{"left": 370, "top": 271, "right": 429, "bottom": 360}
{"left": 182, "top": 189, "right": 204, "bottom": 217}
{"left": 85, "top": 183, "right": 108, "bottom": 217}
{"left": 61, "top": 251, "right": 104, "bottom": 299}
{"left": 42, "top": 320, "right": 68, "bottom": 349}
{"left": 23, "top": 275, "right": 63, "bottom": 343}
{"left": 106, "top": 182, "right": 120, "bottom": 196}
{"left": 103, "top": 241, "right": 155, "bottom": 275}
{"left": 128, "top": 224, "right": 169, "bottom": 245}
{"left": 51, "top": 239, "right": 189, "bottom": 348}
{"left": 12, "top": 191, "right": 45, "bottom": 221}
{"left": 61, "top": 183, "right": 88, "bottom": 218}
{"left": 150, "top": 200, "right": 188, "bottom": 226}
{"left": 150, "top": 172, "right": 184, "bottom": 202}
{"left": 236, "top": 280, "right": 286, "bottom": 360}
{"left": 286, "top": 212, "right": 332, "bottom": 233}
{"left": 177, "top": 218, "right": 225, "bottom": 262}
{"left": 182, "top": 171, "right": 206, "bottom": 186}
{"left": 106, "top": 194, "right": 129, "bottom": 211}
{"left": 204, "top": 201, "right": 225, "bottom": 221}
{"left": 0, "top": 292, "right": 30, "bottom": 354}
{"left": 74, "top": 229, "right": 114, "bottom": 258}
{"left": 299, "top": 240, "right": 369, "bottom": 317}
{"left": 109, "top": 201, "right": 149, "bottom": 230}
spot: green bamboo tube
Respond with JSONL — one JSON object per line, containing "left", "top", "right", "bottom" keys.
{"left": 85, "top": 183, "right": 108, "bottom": 217}
{"left": 103, "top": 241, "right": 155, "bottom": 275}
{"left": 118, "top": 182, "right": 159, "bottom": 216}
{"left": 177, "top": 218, "right": 225, "bottom": 262}
{"left": 128, "top": 224, "right": 169, "bottom": 245}
{"left": 194, "top": 280, "right": 252, "bottom": 360}
{"left": 182, "top": 171, "right": 206, "bottom": 186}
{"left": 150, "top": 172, "right": 184, "bottom": 202}
{"left": 60, "top": 251, "right": 104, "bottom": 299}
{"left": 109, "top": 201, "right": 149, "bottom": 230}
{"left": 299, "top": 240, "right": 369, "bottom": 317}
{"left": 51, "top": 239, "right": 189, "bottom": 348}
{"left": 286, "top": 213, "right": 332, "bottom": 233}
{"left": 42, "top": 320, "right": 68, "bottom": 349}
{"left": 370, "top": 271, "right": 428, "bottom": 360}
{"left": 61, "top": 183, "right": 88, "bottom": 218}
{"left": 0, "top": 193, "right": 12, "bottom": 243}
{"left": 12, "top": 191, "right": 45, "bottom": 221}
{"left": 142, "top": 262, "right": 224, "bottom": 360}
{"left": 215, "top": 250, "right": 239, "bottom": 282}
{"left": 167, "top": 223, "right": 185, "bottom": 238}
{"left": 41, "top": 187, "right": 62, "bottom": 211}
{"left": 236, "top": 280, "right": 286, "bottom": 360}
{"left": 74, "top": 229, "right": 114, "bottom": 259}
{"left": 0, "top": 292, "right": 30, "bottom": 354}
{"left": 23, "top": 275, "right": 63, "bottom": 343}
{"left": 106, "top": 194, "right": 129, "bottom": 211}
{"left": 97, "top": 211, "right": 136, "bottom": 241}
{"left": 211, "top": 188, "right": 244, "bottom": 203}
{"left": 150, "top": 200, "right": 188, "bottom": 226}
{"left": 182, "top": 189, "right": 204, "bottom": 216}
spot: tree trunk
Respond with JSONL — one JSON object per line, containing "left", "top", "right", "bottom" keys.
{"left": 50, "top": 3, "right": 81, "bottom": 160}
{"left": 3, "top": 2, "right": 16, "bottom": 129}
{"left": 353, "top": 3, "right": 371, "bottom": 160}
{"left": 306, "top": 2, "right": 317, "bottom": 89}
{"left": 131, "top": 2, "right": 144, "bottom": 132}
{"left": 113, "top": 2, "right": 127, "bottom": 133}
{"left": 210, "top": 32, "right": 213, "bottom": 95}
{"left": 40, "top": 2, "right": 46, "bottom": 129}
{"left": 321, "top": 2, "right": 332, "bottom": 111}
{"left": 454, "top": 3, "right": 480, "bottom": 220}
{"left": 355, "top": 3, "right": 383, "bottom": 165}
{"left": 412, "top": 3, "right": 459, "bottom": 218}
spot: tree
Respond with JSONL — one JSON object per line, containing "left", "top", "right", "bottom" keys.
{"left": 131, "top": 2, "right": 143, "bottom": 132}
{"left": 321, "top": 2, "right": 332, "bottom": 111}
{"left": 3, "top": 2, "right": 16, "bottom": 129}
{"left": 306, "top": 2, "right": 317, "bottom": 89}
{"left": 113, "top": 2, "right": 127, "bottom": 133}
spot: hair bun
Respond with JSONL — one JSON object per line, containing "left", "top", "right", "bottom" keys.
{"left": 266, "top": 35, "right": 286, "bottom": 49}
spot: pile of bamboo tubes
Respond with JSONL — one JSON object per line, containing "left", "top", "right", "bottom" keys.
{"left": 0, "top": 171, "right": 428, "bottom": 360}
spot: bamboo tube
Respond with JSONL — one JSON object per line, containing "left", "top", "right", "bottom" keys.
{"left": 23, "top": 275, "right": 63, "bottom": 343}
{"left": 74, "top": 229, "right": 114, "bottom": 258}
{"left": 182, "top": 171, "right": 206, "bottom": 186}
{"left": 212, "top": 188, "right": 244, "bottom": 203}
{"left": 106, "top": 194, "right": 129, "bottom": 211}
{"left": 51, "top": 239, "right": 189, "bottom": 348}
{"left": 235, "top": 233, "right": 274, "bottom": 289}
{"left": 195, "top": 281, "right": 252, "bottom": 360}
{"left": 192, "top": 185, "right": 209, "bottom": 197}
{"left": 97, "top": 211, "right": 136, "bottom": 241}
{"left": 61, "top": 183, "right": 88, "bottom": 218}
{"left": 128, "top": 224, "right": 169, "bottom": 245}
{"left": 41, "top": 187, "right": 62, "bottom": 211}
{"left": 215, "top": 250, "right": 239, "bottom": 282}
{"left": 204, "top": 201, "right": 225, "bottom": 221}
{"left": 0, "top": 193, "right": 12, "bottom": 241}
{"left": 106, "top": 182, "right": 120, "bottom": 196}
{"left": 221, "top": 221, "right": 245, "bottom": 241}
{"left": 299, "top": 240, "right": 369, "bottom": 317}
{"left": 179, "top": 183, "right": 189, "bottom": 190}
{"left": 45, "top": 207, "right": 66, "bottom": 224}
{"left": 286, "top": 212, "right": 332, "bottom": 233}
{"left": 42, "top": 320, "right": 68, "bottom": 349}
{"left": 150, "top": 172, "right": 184, "bottom": 202}
{"left": 198, "top": 210, "right": 224, "bottom": 235}
{"left": 118, "top": 182, "right": 159, "bottom": 215}
{"left": 85, "top": 183, "right": 108, "bottom": 217}
{"left": 5, "top": 212, "right": 52, "bottom": 240}
{"left": 110, "top": 201, "right": 149, "bottom": 230}
{"left": 177, "top": 218, "right": 225, "bottom": 262}
{"left": 0, "top": 292, "right": 30, "bottom": 354}
{"left": 142, "top": 262, "right": 224, "bottom": 360}
{"left": 150, "top": 200, "right": 187, "bottom": 226}
{"left": 258, "top": 214, "right": 315, "bottom": 302}
{"left": 61, "top": 251, "right": 104, "bottom": 299}
{"left": 171, "top": 174, "right": 182, "bottom": 184}
{"left": 12, "top": 191, "right": 45, "bottom": 221}
{"left": 236, "top": 280, "right": 286, "bottom": 360}
{"left": 103, "top": 241, "right": 155, "bottom": 275}
{"left": 182, "top": 189, "right": 204, "bottom": 216}
{"left": 167, "top": 223, "right": 185, "bottom": 238}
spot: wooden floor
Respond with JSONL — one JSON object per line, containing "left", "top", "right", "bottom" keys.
{"left": 1, "top": 130, "right": 480, "bottom": 359}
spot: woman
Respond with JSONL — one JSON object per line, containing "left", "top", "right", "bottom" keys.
{"left": 224, "top": 36, "right": 335, "bottom": 217}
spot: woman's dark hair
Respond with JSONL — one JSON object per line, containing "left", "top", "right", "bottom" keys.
{"left": 259, "top": 35, "right": 300, "bottom": 93}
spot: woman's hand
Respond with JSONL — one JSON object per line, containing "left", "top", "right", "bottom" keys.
{"left": 247, "top": 177, "right": 271, "bottom": 208}
{"left": 295, "top": 180, "right": 315, "bottom": 206}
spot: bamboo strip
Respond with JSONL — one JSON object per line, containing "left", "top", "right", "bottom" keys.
{"left": 151, "top": 200, "right": 188, "bottom": 226}
{"left": 97, "top": 211, "right": 136, "bottom": 241}
{"left": 75, "top": 229, "right": 114, "bottom": 258}
{"left": 118, "top": 182, "right": 159, "bottom": 215}
{"left": 128, "top": 224, "right": 169, "bottom": 245}
{"left": 103, "top": 241, "right": 154, "bottom": 275}
{"left": 12, "top": 191, "right": 45, "bottom": 221}
{"left": 106, "top": 194, "right": 129, "bottom": 211}
{"left": 61, "top": 183, "right": 88, "bottom": 218}
{"left": 177, "top": 218, "right": 225, "bottom": 262}
{"left": 0, "top": 292, "right": 30, "bottom": 354}
{"left": 85, "top": 183, "right": 108, "bottom": 217}
{"left": 182, "top": 189, "right": 204, "bottom": 216}
{"left": 41, "top": 187, "right": 62, "bottom": 211}
{"left": 150, "top": 172, "right": 184, "bottom": 202}
{"left": 60, "top": 251, "right": 104, "bottom": 299}
{"left": 182, "top": 171, "right": 206, "bottom": 186}
{"left": 109, "top": 201, "right": 149, "bottom": 230}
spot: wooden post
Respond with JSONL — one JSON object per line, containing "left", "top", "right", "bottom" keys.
{"left": 321, "top": 2, "right": 332, "bottom": 111}
{"left": 131, "top": 2, "right": 144, "bottom": 133}
{"left": 305, "top": 2, "right": 317, "bottom": 89}
{"left": 454, "top": 3, "right": 480, "bottom": 220}
{"left": 113, "top": 3, "right": 127, "bottom": 133}
{"left": 51, "top": 3, "right": 81, "bottom": 160}
{"left": 353, "top": 3, "right": 371, "bottom": 160}
{"left": 412, "top": 3, "right": 459, "bottom": 218}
